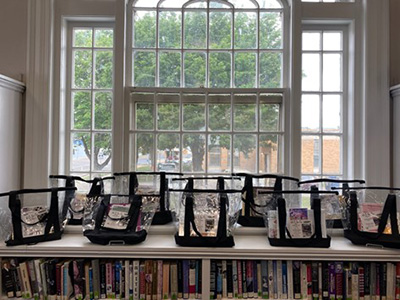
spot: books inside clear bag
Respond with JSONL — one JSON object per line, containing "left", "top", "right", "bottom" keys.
{"left": 298, "top": 178, "right": 365, "bottom": 229}
{"left": 259, "top": 190, "right": 339, "bottom": 248}
{"left": 338, "top": 186, "right": 400, "bottom": 248}
{"left": 0, "top": 187, "right": 77, "bottom": 246}
{"left": 49, "top": 175, "right": 114, "bottom": 225}
{"left": 233, "top": 173, "right": 299, "bottom": 227}
{"left": 83, "top": 194, "right": 159, "bottom": 245}
{"left": 113, "top": 172, "right": 183, "bottom": 225}
{"left": 170, "top": 185, "right": 242, "bottom": 247}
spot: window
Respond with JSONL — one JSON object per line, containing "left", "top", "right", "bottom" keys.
{"left": 67, "top": 24, "right": 114, "bottom": 179}
{"left": 129, "top": 0, "right": 287, "bottom": 174}
{"left": 301, "top": 28, "right": 346, "bottom": 180}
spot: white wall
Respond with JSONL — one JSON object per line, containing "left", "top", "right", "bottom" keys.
{"left": 0, "top": 0, "right": 28, "bottom": 82}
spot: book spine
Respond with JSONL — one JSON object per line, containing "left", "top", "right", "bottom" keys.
{"left": 222, "top": 260, "right": 227, "bottom": 299}
{"left": 352, "top": 270, "right": 359, "bottom": 300}
{"left": 365, "top": 263, "right": 371, "bottom": 300}
{"left": 28, "top": 260, "right": 39, "bottom": 300}
{"left": 183, "top": 260, "right": 189, "bottom": 299}
{"left": 307, "top": 262, "right": 312, "bottom": 300}
{"left": 100, "top": 262, "right": 106, "bottom": 299}
{"left": 34, "top": 259, "right": 44, "bottom": 300}
{"left": 10, "top": 260, "right": 22, "bottom": 298}
{"left": 2, "top": 261, "right": 15, "bottom": 298}
{"left": 145, "top": 260, "right": 153, "bottom": 300}
{"left": 188, "top": 260, "right": 196, "bottom": 299}
{"left": 152, "top": 260, "right": 158, "bottom": 300}
{"left": 84, "top": 263, "right": 90, "bottom": 300}
{"left": 301, "top": 262, "right": 308, "bottom": 300}
{"left": 139, "top": 261, "right": 146, "bottom": 300}
{"left": 345, "top": 267, "right": 352, "bottom": 300}
{"left": 247, "top": 260, "right": 254, "bottom": 299}
{"left": 217, "top": 261, "right": 223, "bottom": 299}
{"left": 321, "top": 263, "right": 330, "bottom": 300}
{"left": 261, "top": 260, "right": 269, "bottom": 299}
{"left": 198, "top": 260, "right": 202, "bottom": 299}
{"left": 177, "top": 260, "right": 183, "bottom": 299}
{"left": 382, "top": 263, "right": 388, "bottom": 300}
{"left": 115, "top": 261, "right": 121, "bottom": 299}
{"left": 371, "top": 263, "right": 376, "bottom": 300}
{"left": 163, "top": 261, "right": 170, "bottom": 300}
{"left": 91, "top": 260, "right": 100, "bottom": 300}
{"left": 257, "top": 261, "right": 263, "bottom": 299}
{"left": 277, "top": 260, "right": 283, "bottom": 299}
{"left": 133, "top": 260, "right": 139, "bottom": 300}
{"left": 359, "top": 265, "right": 365, "bottom": 300}
{"left": 293, "top": 261, "right": 301, "bottom": 300}
{"left": 157, "top": 260, "right": 163, "bottom": 300}
{"left": 89, "top": 267, "right": 94, "bottom": 300}
{"left": 106, "top": 262, "right": 113, "bottom": 299}
{"left": 238, "top": 260, "right": 243, "bottom": 299}
{"left": 227, "top": 261, "right": 233, "bottom": 299}
{"left": 21, "top": 261, "right": 33, "bottom": 299}
{"left": 318, "top": 262, "right": 322, "bottom": 300}
{"left": 170, "top": 262, "right": 178, "bottom": 300}
{"left": 335, "top": 262, "right": 344, "bottom": 300}
{"left": 329, "top": 262, "right": 336, "bottom": 300}
{"left": 312, "top": 262, "right": 319, "bottom": 300}
{"left": 282, "top": 261, "right": 288, "bottom": 299}
{"left": 242, "top": 260, "right": 247, "bottom": 299}
{"left": 210, "top": 260, "right": 216, "bottom": 300}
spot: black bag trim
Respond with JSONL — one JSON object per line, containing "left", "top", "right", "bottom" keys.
{"left": 298, "top": 178, "right": 365, "bottom": 186}
{"left": 344, "top": 191, "right": 400, "bottom": 248}
{"left": 84, "top": 195, "right": 148, "bottom": 245}
{"left": 5, "top": 187, "right": 76, "bottom": 246}
{"left": 268, "top": 197, "right": 331, "bottom": 248}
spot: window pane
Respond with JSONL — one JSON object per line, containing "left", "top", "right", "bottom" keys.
{"left": 301, "top": 135, "right": 320, "bottom": 174}
{"left": 323, "top": 32, "right": 342, "bottom": 51}
{"left": 234, "top": 96, "right": 256, "bottom": 131}
{"left": 72, "top": 91, "right": 91, "bottom": 130}
{"left": 210, "top": 12, "right": 232, "bottom": 49}
{"left": 233, "top": 134, "right": 256, "bottom": 173}
{"left": 234, "top": 12, "right": 256, "bottom": 49}
{"left": 208, "top": 134, "right": 231, "bottom": 173}
{"left": 157, "top": 133, "right": 180, "bottom": 171}
{"left": 209, "top": 52, "right": 231, "bottom": 88}
{"left": 259, "top": 0, "right": 283, "bottom": 8}
{"left": 134, "top": 0, "right": 158, "bottom": 7}
{"left": 135, "top": 103, "right": 154, "bottom": 130}
{"left": 73, "top": 50, "right": 92, "bottom": 89}
{"left": 210, "top": 1, "right": 231, "bottom": 8}
{"left": 230, "top": 0, "right": 257, "bottom": 9}
{"left": 93, "top": 133, "right": 112, "bottom": 172}
{"left": 259, "top": 134, "right": 281, "bottom": 173}
{"left": 184, "top": 11, "right": 206, "bottom": 49}
{"left": 135, "top": 133, "right": 154, "bottom": 171}
{"left": 302, "top": 53, "right": 320, "bottom": 91}
{"left": 260, "top": 52, "right": 282, "bottom": 88}
{"left": 260, "top": 103, "right": 280, "bottom": 131}
{"left": 94, "top": 50, "right": 113, "bottom": 89}
{"left": 94, "top": 92, "right": 112, "bottom": 130}
{"left": 323, "top": 53, "right": 342, "bottom": 91}
{"left": 323, "top": 94, "right": 341, "bottom": 133}
{"left": 159, "top": 0, "right": 187, "bottom": 8}
{"left": 71, "top": 132, "right": 91, "bottom": 172}
{"left": 235, "top": 52, "right": 256, "bottom": 88}
{"left": 159, "top": 11, "right": 181, "bottom": 48}
{"left": 159, "top": 52, "right": 181, "bottom": 87}
{"left": 134, "top": 11, "right": 156, "bottom": 48}
{"left": 260, "top": 12, "right": 282, "bottom": 49}
{"left": 208, "top": 101, "right": 231, "bottom": 131}
{"left": 157, "top": 102, "right": 180, "bottom": 130}
{"left": 183, "top": 134, "right": 206, "bottom": 172}
{"left": 302, "top": 32, "right": 321, "bottom": 51}
{"left": 133, "top": 51, "right": 156, "bottom": 87}
{"left": 184, "top": 52, "right": 206, "bottom": 88}
{"left": 94, "top": 29, "right": 113, "bottom": 48}
{"left": 73, "top": 28, "right": 92, "bottom": 47}
{"left": 302, "top": 94, "right": 320, "bottom": 132}
{"left": 323, "top": 135, "right": 341, "bottom": 174}
{"left": 183, "top": 103, "right": 205, "bottom": 131}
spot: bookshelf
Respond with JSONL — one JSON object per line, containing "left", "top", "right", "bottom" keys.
{"left": 1, "top": 226, "right": 400, "bottom": 300}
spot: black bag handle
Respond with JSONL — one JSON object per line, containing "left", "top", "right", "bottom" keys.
{"left": 299, "top": 178, "right": 365, "bottom": 186}
{"left": 183, "top": 194, "right": 203, "bottom": 238}
{"left": 173, "top": 176, "right": 241, "bottom": 182}
{"left": 233, "top": 173, "right": 299, "bottom": 182}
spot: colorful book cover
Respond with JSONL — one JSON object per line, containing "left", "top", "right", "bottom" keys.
{"left": 359, "top": 264, "right": 365, "bottom": 300}
{"left": 306, "top": 262, "right": 312, "bottom": 300}
{"left": 188, "top": 260, "right": 196, "bottom": 299}
{"left": 217, "top": 261, "right": 223, "bottom": 299}
{"left": 282, "top": 260, "right": 288, "bottom": 299}
{"left": 335, "top": 262, "right": 344, "bottom": 300}
{"left": 242, "top": 260, "right": 247, "bottom": 299}
{"left": 238, "top": 260, "right": 243, "bottom": 299}
{"left": 139, "top": 261, "right": 146, "bottom": 300}
{"left": 246, "top": 260, "right": 254, "bottom": 298}
{"left": 261, "top": 260, "right": 269, "bottom": 299}
{"left": 395, "top": 263, "right": 400, "bottom": 300}
{"left": 329, "top": 262, "right": 336, "bottom": 300}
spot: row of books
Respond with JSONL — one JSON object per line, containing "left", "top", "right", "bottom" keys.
{"left": 1, "top": 258, "right": 202, "bottom": 300}
{"left": 210, "top": 260, "right": 400, "bottom": 300}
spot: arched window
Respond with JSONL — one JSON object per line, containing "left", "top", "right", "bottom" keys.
{"left": 131, "top": 0, "right": 285, "bottom": 88}
{"left": 128, "top": 0, "right": 287, "bottom": 174}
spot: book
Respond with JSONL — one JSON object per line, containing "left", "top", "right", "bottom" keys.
{"left": 312, "top": 262, "right": 319, "bottom": 300}
{"left": 306, "top": 262, "right": 312, "bottom": 300}
{"left": 28, "top": 259, "right": 39, "bottom": 300}
{"left": 72, "top": 259, "right": 86, "bottom": 300}
{"left": 329, "top": 262, "right": 336, "bottom": 300}
{"left": 91, "top": 259, "right": 100, "bottom": 300}
{"left": 99, "top": 261, "right": 106, "bottom": 299}
{"left": 189, "top": 260, "right": 196, "bottom": 299}
{"left": 9, "top": 258, "right": 22, "bottom": 298}
{"left": 20, "top": 260, "right": 33, "bottom": 299}
{"left": 197, "top": 260, "right": 202, "bottom": 299}
{"left": 365, "top": 263, "right": 371, "bottom": 300}
{"left": 227, "top": 260, "right": 234, "bottom": 299}
{"left": 335, "top": 262, "right": 344, "bottom": 300}
{"left": 157, "top": 260, "right": 163, "bottom": 300}
{"left": 63, "top": 260, "right": 73, "bottom": 300}
{"left": 321, "top": 262, "right": 329, "bottom": 300}
{"left": 261, "top": 260, "right": 269, "bottom": 299}
{"left": 145, "top": 260, "right": 153, "bottom": 300}
{"left": 395, "top": 263, "right": 400, "bottom": 300}
{"left": 152, "top": 260, "right": 157, "bottom": 300}
{"left": 170, "top": 261, "right": 178, "bottom": 300}
{"left": 162, "top": 261, "right": 170, "bottom": 300}
{"left": 242, "top": 260, "right": 247, "bottom": 299}
{"left": 246, "top": 260, "right": 254, "bottom": 299}
{"left": 2, "top": 260, "right": 15, "bottom": 298}
{"left": 238, "top": 260, "right": 243, "bottom": 299}
{"left": 217, "top": 260, "right": 223, "bottom": 299}
{"left": 210, "top": 260, "right": 217, "bottom": 299}
{"left": 301, "top": 261, "right": 308, "bottom": 300}
{"left": 139, "top": 261, "right": 146, "bottom": 300}
{"left": 282, "top": 260, "right": 288, "bottom": 299}
{"left": 257, "top": 261, "right": 263, "bottom": 298}
{"left": 293, "top": 261, "right": 301, "bottom": 299}
{"left": 222, "top": 260, "right": 227, "bottom": 299}
{"left": 177, "top": 260, "right": 183, "bottom": 299}
{"left": 133, "top": 260, "right": 140, "bottom": 300}
{"left": 359, "top": 264, "right": 365, "bottom": 300}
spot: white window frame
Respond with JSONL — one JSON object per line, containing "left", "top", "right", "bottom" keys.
{"left": 64, "top": 21, "right": 115, "bottom": 179}
{"left": 300, "top": 25, "right": 349, "bottom": 180}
